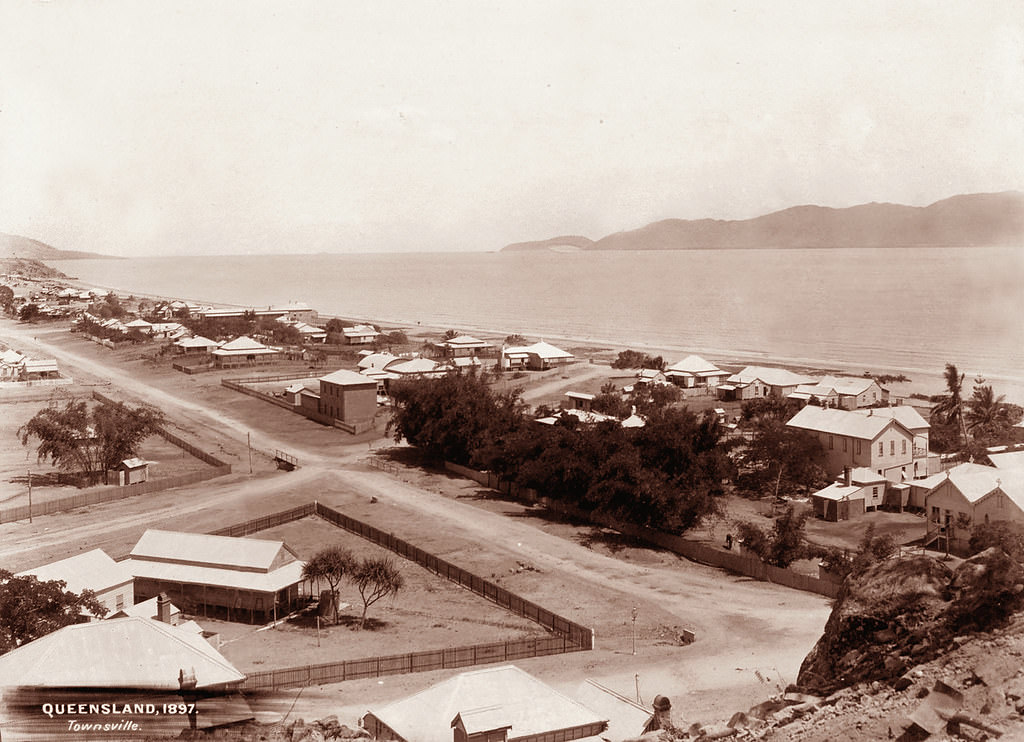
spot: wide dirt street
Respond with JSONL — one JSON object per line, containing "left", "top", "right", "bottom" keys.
{"left": 0, "top": 320, "right": 832, "bottom": 728}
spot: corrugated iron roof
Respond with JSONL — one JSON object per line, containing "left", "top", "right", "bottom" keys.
{"left": 365, "top": 665, "right": 606, "bottom": 742}
{"left": 665, "top": 355, "right": 727, "bottom": 375}
{"left": 320, "top": 369, "right": 376, "bottom": 386}
{"left": 130, "top": 529, "right": 297, "bottom": 572}
{"left": 787, "top": 405, "right": 903, "bottom": 440}
{"left": 727, "top": 366, "right": 812, "bottom": 388}
{"left": 124, "top": 557, "right": 305, "bottom": 593}
{"left": 851, "top": 405, "right": 929, "bottom": 430}
{"left": 17, "top": 549, "right": 132, "bottom": 596}
{"left": 0, "top": 617, "right": 244, "bottom": 689}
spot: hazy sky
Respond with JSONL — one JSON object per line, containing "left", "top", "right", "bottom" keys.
{"left": 1, "top": 1, "right": 1022, "bottom": 256}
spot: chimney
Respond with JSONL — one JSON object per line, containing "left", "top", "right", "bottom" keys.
{"left": 843, "top": 466, "right": 852, "bottom": 487}
{"left": 157, "top": 593, "right": 172, "bottom": 624}
{"left": 647, "top": 695, "right": 673, "bottom": 731}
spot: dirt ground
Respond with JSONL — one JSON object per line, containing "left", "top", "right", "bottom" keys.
{"left": 0, "top": 318, "right": 835, "bottom": 734}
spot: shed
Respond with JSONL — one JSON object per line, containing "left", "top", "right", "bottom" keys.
{"left": 116, "top": 457, "right": 150, "bottom": 485}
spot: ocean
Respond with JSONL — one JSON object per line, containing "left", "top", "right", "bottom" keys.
{"left": 49, "top": 246, "right": 1024, "bottom": 393}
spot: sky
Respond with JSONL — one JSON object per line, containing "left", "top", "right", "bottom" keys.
{"left": 1, "top": 1, "right": 1022, "bottom": 257}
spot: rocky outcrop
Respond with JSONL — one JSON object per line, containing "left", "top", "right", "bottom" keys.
{"left": 797, "top": 549, "right": 1024, "bottom": 696}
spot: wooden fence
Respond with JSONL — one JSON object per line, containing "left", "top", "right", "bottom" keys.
{"left": 221, "top": 378, "right": 295, "bottom": 411}
{"left": 441, "top": 461, "right": 841, "bottom": 599}
{"left": 174, "top": 500, "right": 594, "bottom": 690}
{"left": 0, "top": 394, "right": 233, "bottom": 524}
{"left": 240, "top": 636, "right": 580, "bottom": 690}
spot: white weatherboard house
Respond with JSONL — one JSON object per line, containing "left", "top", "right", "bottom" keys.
{"left": 718, "top": 365, "right": 812, "bottom": 401}
{"left": 363, "top": 665, "right": 608, "bottom": 742}
{"left": 16, "top": 549, "right": 134, "bottom": 619}
{"left": 501, "top": 341, "right": 574, "bottom": 371}
{"left": 789, "top": 375, "right": 885, "bottom": 409}
{"left": 0, "top": 617, "right": 244, "bottom": 690}
{"left": 664, "top": 355, "right": 730, "bottom": 388}
{"left": 919, "top": 465, "right": 1024, "bottom": 553}
{"left": 786, "top": 405, "right": 932, "bottom": 482}
{"left": 211, "top": 335, "right": 281, "bottom": 368}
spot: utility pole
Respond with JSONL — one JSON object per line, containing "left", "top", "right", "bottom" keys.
{"left": 27, "top": 470, "right": 32, "bottom": 523}
{"left": 631, "top": 606, "right": 638, "bottom": 656}
{"left": 247, "top": 432, "right": 253, "bottom": 474}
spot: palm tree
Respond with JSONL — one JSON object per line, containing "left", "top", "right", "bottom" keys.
{"left": 965, "top": 383, "right": 1008, "bottom": 439}
{"left": 931, "top": 363, "right": 968, "bottom": 446}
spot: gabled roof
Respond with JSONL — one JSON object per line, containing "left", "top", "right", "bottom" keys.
{"left": 665, "top": 355, "right": 727, "bottom": 376}
{"left": 910, "top": 462, "right": 996, "bottom": 491}
{"left": 23, "top": 358, "right": 58, "bottom": 373}
{"left": 572, "top": 680, "right": 651, "bottom": 741}
{"left": 786, "top": 405, "right": 909, "bottom": 441}
{"left": 988, "top": 450, "right": 1024, "bottom": 471}
{"left": 727, "top": 366, "right": 812, "bottom": 388}
{"left": 320, "top": 369, "right": 377, "bottom": 386}
{"left": 130, "top": 529, "right": 298, "bottom": 572}
{"left": 439, "top": 334, "right": 489, "bottom": 347}
{"left": 175, "top": 335, "right": 219, "bottom": 348}
{"left": 16, "top": 549, "right": 133, "bottom": 596}
{"left": 365, "top": 665, "right": 606, "bottom": 742}
{"left": 517, "top": 341, "right": 573, "bottom": 360}
{"left": 0, "top": 617, "right": 244, "bottom": 689}
{"left": 119, "top": 457, "right": 148, "bottom": 469}
{"left": 811, "top": 482, "right": 868, "bottom": 502}
{"left": 1, "top": 349, "right": 25, "bottom": 365}
{"left": 343, "top": 324, "right": 380, "bottom": 337}
{"left": 847, "top": 466, "right": 888, "bottom": 484}
{"left": 923, "top": 464, "right": 1024, "bottom": 506}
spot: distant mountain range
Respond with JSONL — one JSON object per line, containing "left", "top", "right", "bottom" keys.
{"left": 0, "top": 232, "right": 113, "bottom": 260}
{"left": 501, "top": 191, "right": 1024, "bottom": 252}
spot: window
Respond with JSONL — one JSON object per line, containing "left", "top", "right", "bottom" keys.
{"left": 890, "top": 440, "right": 895, "bottom": 456}
{"left": 932, "top": 506, "right": 940, "bottom": 522}
{"left": 879, "top": 441, "right": 884, "bottom": 456}
{"left": 829, "top": 435, "right": 834, "bottom": 450}
{"left": 856, "top": 440, "right": 862, "bottom": 455}
{"left": 902, "top": 440, "right": 907, "bottom": 455}
{"left": 115, "top": 594, "right": 125, "bottom": 610}
{"left": 843, "top": 438, "right": 848, "bottom": 452}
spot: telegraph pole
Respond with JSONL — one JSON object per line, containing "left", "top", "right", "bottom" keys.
{"left": 247, "top": 432, "right": 253, "bottom": 474}
{"left": 27, "top": 470, "right": 32, "bottom": 523}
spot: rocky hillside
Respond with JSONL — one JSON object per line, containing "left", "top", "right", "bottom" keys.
{"left": 637, "top": 548, "right": 1024, "bottom": 741}
{"left": 501, "top": 191, "right": 1024, "bottom": 252}
{"left": 0, "top": 257, "right": 69, "bottom": 279}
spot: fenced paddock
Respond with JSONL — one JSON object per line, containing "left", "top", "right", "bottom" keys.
{"left": 173, "top": 501, "right": 595, "bottom": 690}
{"left": 0, "top": 393, "right": 232, "bottom": 524}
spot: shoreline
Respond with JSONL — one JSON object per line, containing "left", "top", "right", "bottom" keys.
{"left": 30, "top": 274, "right": 1024, "bottom": 407}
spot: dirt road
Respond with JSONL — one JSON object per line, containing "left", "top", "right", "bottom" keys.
{"left": 0, "top": 320, "right": 831, "bottom": 727}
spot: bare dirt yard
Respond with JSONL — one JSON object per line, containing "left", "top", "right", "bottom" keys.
{"left": 0, "top": 318, "right": 835, "bottom": 732}
{"left": 208, "top": 516, "right": 543, "bottom": 673}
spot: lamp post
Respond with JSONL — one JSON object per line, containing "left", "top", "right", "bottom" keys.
{"left": 631, "top": 606, "right": 638, "bottom": 656}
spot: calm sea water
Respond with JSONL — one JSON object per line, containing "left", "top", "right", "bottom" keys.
{"left": 50, "top": 247, "right": 1024, "bottom": 387}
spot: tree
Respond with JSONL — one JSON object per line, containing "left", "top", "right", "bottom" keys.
{"left": 18, "top": 303, "right": 39, "bottom": 322}
{"left": 738, "top": 421, "right": 827, "bottom": 500}
{"left": 965, "top": 382, "right": 1010, "bottom": 443}
{"left": 969, "top": 521, "right": 1024, "bottom": 561}
{"left": 442, "top": 329, "right": 459, "bottom": 340}
{"left": 19, "top": 396, "right": 165, "bottom": 485}
{"left": 931, "top": 363, "right": 968, "bottom": 447}
{"left": 302, "top": 546, "right": 355, "bottom": 624}
{"left": 735, "top": 505, "right": 808, "bottom": 568}
{"left": 351, "top": 556, "right": 403, "bottom": 629}
{"left": 0, "top": 570, "right": 107, "bottom": 653}
{"left": 504, "top": 334, "right": 527, "bottom": 346}
{"left": 325, "top": 318, "right": 347, "bottom": 334}
{"left": 0, "top": 285, "right": 14, "bottom": 313}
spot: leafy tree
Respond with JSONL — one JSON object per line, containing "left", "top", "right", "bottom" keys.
{"left": 442, "top": 329, "right": 459, "bottom": 340}
{"left": 18, "top": 303, "right": 39, "bottom": 322}
{"left": 969, "top": 521, "right": 1024, "bottom": 561}
{"left": 325, "top": 318, "right": 347, "bottom": 334}
{"left": 388, "top": 370, "right": 524, "bottom": 465}
{"left": 592, "top": 382, "right": 630, "bottom": 417}
{"left": 19, "top": 396, "right": 165, "bottom": 485}
{"left": 302, "top": 546, "right": 355, "bottom": 624}
{"left": 740, "top": 397, "right": 799, "bottom": 425}
{"left": 351, "top": 556, "right": 403, "bottom": 629}
{"left": 931, "top": 363, "right": 968, "bottom": 447}
{"left": 504, "top": 334, "right": 527, "bottom": 346}
{"left": 735, "top": 505, "right": 808, "bottom": 568}
{"left": 0, "top": 570, "right": 107, "bottom": 653}
{"left": 612, "top": 350, "right": 664, "bottom": 370}
{"left": 629, "top": 382, "right": 681, "bottom": 414}
{"left": 738, "top": 421, "right": 826, "bottom": 499}
{"left": 92, "top": 401, "right": 165, "bottom": 482}
{"left": 0, "top": 285, "right": 14, "bottom": 313}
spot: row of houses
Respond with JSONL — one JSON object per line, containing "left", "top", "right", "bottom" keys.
{"left": 0, "top": 347, "right": 60, "bottom": 381}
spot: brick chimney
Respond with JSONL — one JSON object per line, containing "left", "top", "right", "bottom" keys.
{"left": 843, "top": 466, "right": 852, "bottom": 487}
{"left": 157, "top": 593, "right": 172, "bottom": 624}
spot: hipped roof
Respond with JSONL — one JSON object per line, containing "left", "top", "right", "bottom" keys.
{"left": 365, "top": 665, "right": 605, "bottom": 742}
{"left": 0, "top": 617, "right": 244, "bottom": 689}
{"left": 787, "top": 405, "right": 910, "bottom": 441}
{"left": 16, "top": 549, "right": 132, "bottom": 596}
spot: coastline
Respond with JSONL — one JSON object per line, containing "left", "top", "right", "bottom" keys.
{"left": 39, "top": 273, "right": 1024, "bottom": 407}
